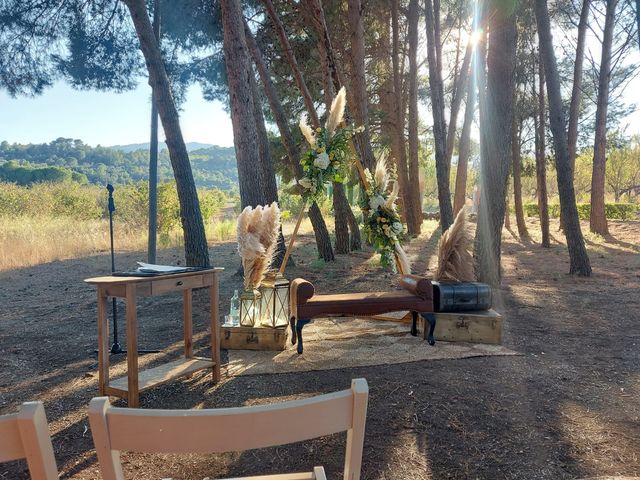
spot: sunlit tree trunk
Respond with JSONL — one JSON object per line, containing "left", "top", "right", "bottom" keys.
{"left": 261, "top": 0, "right": 337, "bottom": 261}
{"left": 244, "top": 22, "right": 335, "bottom": 262}
{"left": 407, "top": 0, "right": 423, "bottom": 234}
{"left": 535, "top": 59, "right": 550, "bottom": 247}
{"left": 347, "top": 0, "right": 377, "bottom": 172}
{"left": 446, "top": 43, "right": 472, "bottom": 164}
{"left": 561, "top": 0, "right": 590, "bottom": 230}
{"left": 512, "top": 115, "right": 529, "bottom": 239}
{"left": 220, "top": 0, "right": 263, "bottom": 210}
{"left": 453, "top": 72, "right": 476, "bottom": 215}
{"left": 534, "top": 0, "right": 592, "bottom": 275}
{"left": 474, "top": 1, "right": 516, "bottom": 285}
{"left": 391, "top": 0, "right": 418, "bottom": 233}
{"left": 122, "top": 0, "right": 209, "bottom": 267}
{"left": 308, "top": 5, "right": 362, "bottom": 252}
{"left": 590, "top": 0, "right": 617, "bottom": 235}
{"left": 568, "top": 0, "right": 590, "bottom": 173}
{"left": 424, "top": 0, "right": 454, "bottom": 231}
{"left": 249, "top": 73, "right": 286, "bottom": 266}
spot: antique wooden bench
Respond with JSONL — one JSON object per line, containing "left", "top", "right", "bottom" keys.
{"left": 289, "top": 274, "right": 436, "bottom": 354}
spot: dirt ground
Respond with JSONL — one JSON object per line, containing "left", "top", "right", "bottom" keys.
{"left": 0, "top": 218, "right": 639, "bottom": 480}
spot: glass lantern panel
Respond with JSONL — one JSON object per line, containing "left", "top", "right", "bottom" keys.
{"left": 240, "top": 293, "right": 261, "bottom": 327}
{"left": 259, "top": 285, "right": 275, "bottom": 327}
{"left": 274, "top": 285, "right": 289, "bottom": 327}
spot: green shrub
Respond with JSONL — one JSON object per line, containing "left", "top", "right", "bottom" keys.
{"left": 523, "top": 202, "right": 639, "bottom": 220}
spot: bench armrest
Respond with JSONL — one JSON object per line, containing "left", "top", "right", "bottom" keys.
{"left": 290, "top": 278, "right": 315, "bottom": 318}
{"left": 399, "top": 274, "right": 433, "bottom": 300}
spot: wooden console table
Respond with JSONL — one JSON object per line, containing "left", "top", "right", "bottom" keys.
{"left": 85, "top": 268, "right": 223, "bottom": 407}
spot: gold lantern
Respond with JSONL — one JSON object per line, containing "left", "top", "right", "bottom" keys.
{"left": 259, "top": 271, "right": 290, "bottom": 328}
{"left": 239, "top": 290, "right": 262, "bottom": 327}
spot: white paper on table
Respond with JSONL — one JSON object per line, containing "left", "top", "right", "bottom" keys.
{"left": 135, "top": 262, "right": 189, "bottom": 273}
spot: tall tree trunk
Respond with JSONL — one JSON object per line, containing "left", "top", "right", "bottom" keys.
{"left": 391, "top": 0, "right": 417, "bottom": 233}
{"left": 562, "top": 0, "right": 590, "bottom": 230}
{"left": 347, "top": 0, "right": 377, "bottom": 172}
{"left": 534, "top": 0, "right": 592, "bottom": 275}
{"left": 590, "top": 0, "right": 617, "bottom": 235}
{"left": 244, "top": 23, "right": 335, "bottom": 262}
{"left": 122, "top": 0, "right": 209, "bottom": 267}
{"left": 446, "top": 43, "right": 473, "bottom": 164}
{"left": 261, "top": 0, "right": 337, "bottom": 260}
{"left": 474, "top": 2, "right": 517, "bottom": 286}
{"left": 512, "top": 116, "right": 529, "bottom": 239}
{"left": 453, "top": 71, "right": 476, "bottom": 215}
{"left": 220, "top": 0, "right": 263, "bottom": 210}
{"left": 260, "top": 0, "right": 319, "bottom": 128}
{"left": 568, "top": 0, "right": 590, "bottom": 173}
{"left": 535, "top": 58, "right": 550, "bottom": 247}
{"left": 407, "top": 0, "right": 423, "bottom": 234}
{"left": 147, "top": 0, "right": 160, "bottom": 264}
{"left": 310, "top": 10, "right": 362, "bottom": 252}
{"left": 309, "top": 203, "right": 335, "bottom": 261}
{"left": 249, "top": 73, "right": 286, "bottom": 266}
{"left": 424, "top": 0, "right": 454, "bottom": 231}
{"left": 504, "top": 188, "right": 511, "bottom": 230}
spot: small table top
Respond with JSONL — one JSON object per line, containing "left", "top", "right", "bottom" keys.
{"left": 85, "top": 267, "right": 224, "bottom": 286}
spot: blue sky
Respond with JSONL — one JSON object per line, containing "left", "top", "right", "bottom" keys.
{"left": 0, "top": 81, "right": 236, "bottom": 147}
{"left": 1, "top": 65, "right": 639, "bottom": 149}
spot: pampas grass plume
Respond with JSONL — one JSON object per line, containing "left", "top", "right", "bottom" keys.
{"left": 325, "top": 86, "right": 346, "bottom": 138}
{"left": 435, "top": 208, "right": 474, "bottom": 282}
{"left": 237, "top": 203, "right": 282, "bottom": 290}
{"left": 299, "top": 115, "right": 316, "bottom": 148}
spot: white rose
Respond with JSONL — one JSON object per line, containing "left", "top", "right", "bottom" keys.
{"left": 392, "top": 222, "right": 403, "bottom": 234}
{"left": 313, "top": 152, "right": 330, "bottom": 170}
{"left": 369, "top": 195, "right": 385, "bottom": 211}
{"left": 298, "top": 177, "right": 313, "bottom": 189}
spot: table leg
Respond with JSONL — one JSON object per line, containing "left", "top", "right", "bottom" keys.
{"left": 96, "top": 288, "right": 110, "bottom": 395}
{"left": 125, "top": 284, "right": 139, "bottom": 407}
{"left": 210, "top": 274, "right": 221, "bottom": 382}
{"left": 183, "top": 289, "right": 193, "bottom": 358}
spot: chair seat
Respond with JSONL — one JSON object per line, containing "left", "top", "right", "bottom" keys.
{"left": 223, "top": 467, "right": 327, "bottom": 479}
{"left": 300, "top": 290, "right": 433, "bottom": 318}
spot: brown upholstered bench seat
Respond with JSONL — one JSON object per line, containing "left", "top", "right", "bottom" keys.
{"left": 289, "top": 275, "right": 436, "bottom": 354}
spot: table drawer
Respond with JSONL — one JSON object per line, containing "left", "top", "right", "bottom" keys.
{"left": 151, "top": 275, "right": 203, "bottom": 295}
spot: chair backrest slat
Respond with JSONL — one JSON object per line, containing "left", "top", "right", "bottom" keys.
{"left": 0, "top": 402, "right": 59, "bottom": 480}
{"left": 90, "top": 378, "right": 369, "bottom": 480}
{"left": 0, "top": 414, "right": 24, "bottom": 462}
{"left": 108, "top": 389, "right": 353, "bottom": 453}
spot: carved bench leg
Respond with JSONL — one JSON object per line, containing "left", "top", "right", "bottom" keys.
{"left": 295, "top": 319, "right": 310, "bottom": 354}
{"left": 290, "top": 316, "right": 311, "bottom": 354}
{"left": 421, "top": 312, "right": 436, "bottom": 346}
{"left": 411, "top": 311, "right": 418, "bottom": 336}
{"left": 290, "top": 316, "right": 297, "bottom": 345}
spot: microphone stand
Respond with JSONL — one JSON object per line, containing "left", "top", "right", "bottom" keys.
{"left": 107, "top": 184, "right": 124, "bottom": 354}
{"left": 105, "top": 184, "right": 158, "bottom": 355}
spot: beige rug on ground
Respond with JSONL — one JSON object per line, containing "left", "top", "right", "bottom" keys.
{"left": 226, "top": 317, "right": 518, "bottom": 377}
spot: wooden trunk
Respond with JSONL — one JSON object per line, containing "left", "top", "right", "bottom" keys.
{"left": 429, "top": 309, "right": 502, "bottom": 345}
{"left": 221, "top": 326, "right": 288, "bottom": 351}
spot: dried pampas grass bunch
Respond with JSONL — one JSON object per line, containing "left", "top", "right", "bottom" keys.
{"left": 325, "top": 86, "right": 346, "bottom": 138}
{"left": 436, "top": 208, "right": 475, "bottom": 282}
{"left": 237, "top": 202, "right": 281, "bottom": 290}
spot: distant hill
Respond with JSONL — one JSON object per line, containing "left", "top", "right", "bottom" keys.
{"left": 0, "top": 138, "right": 238, "bottom": 190}
{"left": 108, "top": 142, "right": 216, "bottom": 153}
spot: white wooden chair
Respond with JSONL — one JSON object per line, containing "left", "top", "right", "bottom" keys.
{"left": 89, "top": 378, "right": 368, "bottom": 480}
{"left": 0, "top": 401, "right": 59, "bottom": 480}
